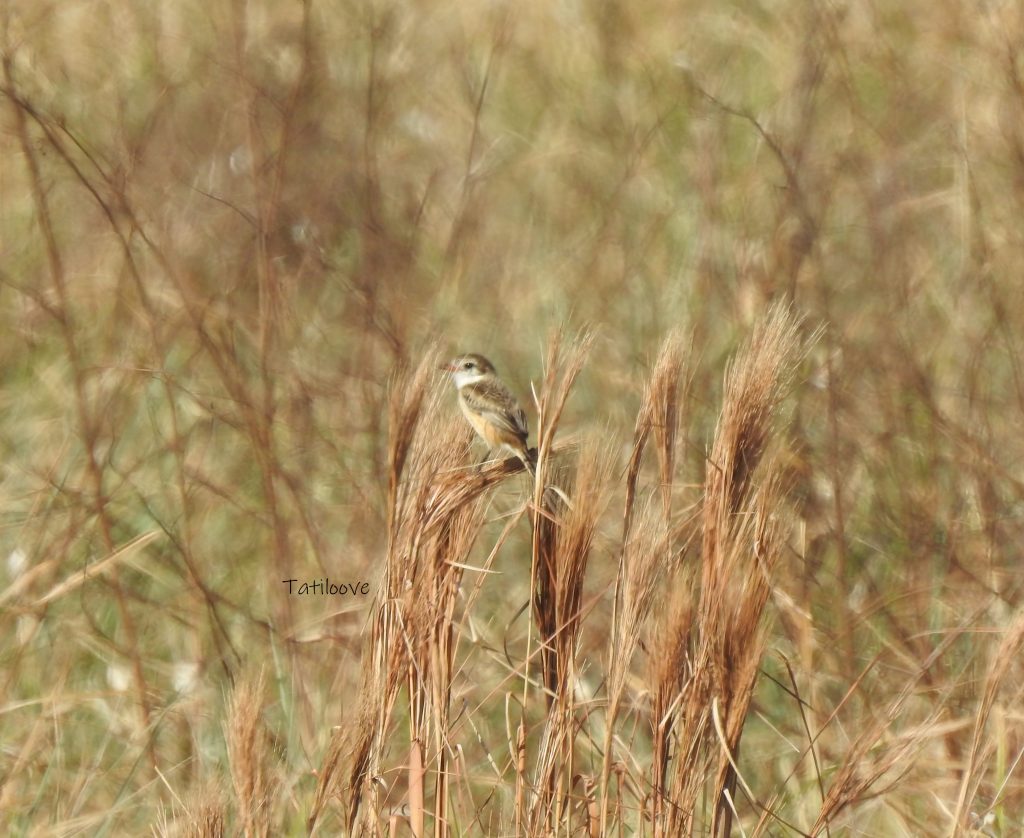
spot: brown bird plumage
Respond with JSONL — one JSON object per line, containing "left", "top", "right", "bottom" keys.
{"left": 443, "top": 353, "right": 535, "bottom": 472}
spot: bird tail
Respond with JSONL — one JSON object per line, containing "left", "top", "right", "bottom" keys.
{"left": 522, "top": 446, "right": 538, "bottom": 476}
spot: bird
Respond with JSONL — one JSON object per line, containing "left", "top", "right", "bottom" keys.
{"left": 441, "top": 353, "right": 537, "bottom": 474}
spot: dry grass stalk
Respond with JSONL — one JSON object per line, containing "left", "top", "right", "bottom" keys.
{"left": 528, "top": 441, "right": 612, "bottom": 833}
{"left": 647, "top": 305, "right": 804, "bottom": 836}
{"left": 602, "top": 331, "right": 690, "bottom": 832}
{"left": 648, "top": 333, "right": 690, "bottom": 522}
{"left": 408, "top": 740, "right": 425, "bottom": 838}
{"left": 310, "top": 355, "right": 438, "bottom": 834}
{"left": 514, "top": 722, "right": 528, "bottom": 835}
{"left": 622, "top": 331, "right": 689, "bottom": 539}
{"left": 311, "top": 348, "right": 527, "bottom": 835}
{"left": 649, "top": 566, "right": 697, "bottom": 835}
{"left": 528, "top": 329, "right": 595, "bottom": 706}
{"left": 949, "top": 607, "right": 1024, "bottom": 834}
{"left": 806, "top": 615, "right": 977, "bottom": 835}
{"left": 609, "top": 502, "right": 672, "bottom": 775}
{"left": 182, "top": 785, "right": 227, "bottom": 838}
{"left": 698, "top": 306, "right": 802, "bottom": 837}
{"left": 705, "top": 473, "right": 788, "bottom": 835}
{"left": 226, "top": 671, "right": 272, "bottom": 838}
{"left": 404, "top": 416, "right": 488, "bottom": 838}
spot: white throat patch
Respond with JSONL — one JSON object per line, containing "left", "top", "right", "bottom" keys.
{"left": 452, "top": 368, "right": 488, "bottom": 389}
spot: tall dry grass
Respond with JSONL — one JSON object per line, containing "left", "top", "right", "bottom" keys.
{"left": 305, "top": 309, "right": 807, "bottom": 835}
{"left": 3, "top": 1, "right": 1024, "bottom": 835}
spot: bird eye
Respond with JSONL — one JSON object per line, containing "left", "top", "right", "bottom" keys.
{"left": 463, "top": 361, "right": 474, "bottom": 370}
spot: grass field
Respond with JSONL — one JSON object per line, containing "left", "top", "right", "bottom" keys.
{"left": 2, "top": 1, "right": 1024, "bottom": 835}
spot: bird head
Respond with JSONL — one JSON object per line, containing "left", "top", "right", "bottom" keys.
{"left": 441, "top": 353, "right": 496, "bottom": 388}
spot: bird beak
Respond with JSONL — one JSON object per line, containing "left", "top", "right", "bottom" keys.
{"left": 439, "top": 363, "right": 455, "bottom": 372}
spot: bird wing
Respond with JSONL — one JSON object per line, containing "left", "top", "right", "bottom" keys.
{"left": 460, "top": 380, "right": 529, "bottom": 441}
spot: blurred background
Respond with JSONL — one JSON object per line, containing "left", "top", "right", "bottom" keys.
{"left": 2, "top": 0, "right": 1024, "bottom": 833}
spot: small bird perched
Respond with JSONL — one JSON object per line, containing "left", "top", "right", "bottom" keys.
{"left": 442, "top": 353, "right": 536, "bottom": 474}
